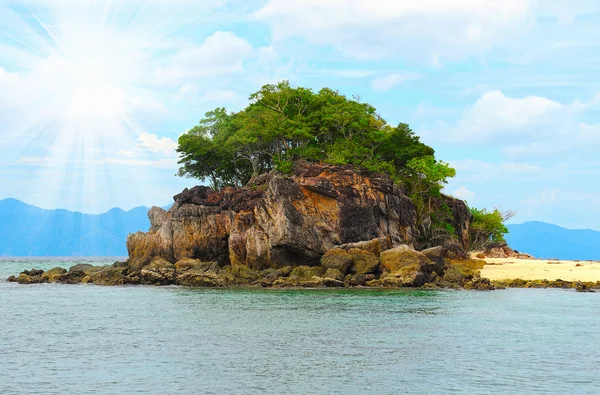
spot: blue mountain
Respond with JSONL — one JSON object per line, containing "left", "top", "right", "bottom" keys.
{"left": 506, "top": 221, "right": 600, "bottom": 260}
{"left": 0, "top": 198, "right": 152, "bottom": 256}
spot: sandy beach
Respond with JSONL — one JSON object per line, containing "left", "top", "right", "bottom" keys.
{"left": 479, "top": 256, "right": 600, "bottom": 282}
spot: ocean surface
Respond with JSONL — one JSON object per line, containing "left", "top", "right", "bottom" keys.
{"left": 1, "top": 258, "right": 599, "bottom": 394}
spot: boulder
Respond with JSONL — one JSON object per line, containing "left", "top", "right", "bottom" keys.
{"left": 380, "top": 245, "right": 431, "bottom": 273}
{"left": 42, "top": 267, "right": 68, "bottom": 282}
{"left": 348, "top": 248, "right": 380, "bottom": 275}
{"left": 324, "top": 268, "right": 344, "bottom": 282}
{"left": 321, "top": 249, "right": 353, "bottom": 274}
{"left": 290, "top": 265, "right": 325, "bottom": 279}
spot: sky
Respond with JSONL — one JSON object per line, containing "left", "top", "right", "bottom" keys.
{"left": 0, "top": 0, "right": 599, "bottom": 229}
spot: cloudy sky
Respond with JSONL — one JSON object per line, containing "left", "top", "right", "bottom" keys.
{"left": 0, "top": 0, "right": 599, "bottom": 229}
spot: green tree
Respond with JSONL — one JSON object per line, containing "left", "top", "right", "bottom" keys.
{"left": 469, "top": 208, "right": 515, "bottom": 250}
{"left": 176, "top": 81, "right": 450, "bottom": 194}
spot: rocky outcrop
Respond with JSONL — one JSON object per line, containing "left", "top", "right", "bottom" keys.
{"left": 476, "top": 243, "right": 535, "bottom": 260}
{"left": 9, "top": 163, "right": 480, "bottom": 289}
{"left": 127, "top": 163, "right": 470, "bottom": 272}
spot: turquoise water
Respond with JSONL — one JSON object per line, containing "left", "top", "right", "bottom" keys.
{"left": 1, "top": 258, "right": 599, "bottom": 394}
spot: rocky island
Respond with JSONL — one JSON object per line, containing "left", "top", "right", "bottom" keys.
{"left": 9, "top": 162, "right": 493, "bottom": 290}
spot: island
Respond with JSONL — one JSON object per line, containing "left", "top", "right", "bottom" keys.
{"left": 8, "top": 82, "right": 600, "bottom": 291}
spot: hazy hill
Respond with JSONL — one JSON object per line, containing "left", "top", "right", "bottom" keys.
{"left": 0, "top": 198, "right": 151, "bottom": 256}
{"left": 2, "top": 199, "right": 597, "bottom": 260}
{"left": 506, "top": 221, "right": 600, "bottom": 261}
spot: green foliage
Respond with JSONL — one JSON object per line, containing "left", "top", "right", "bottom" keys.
{"left": 414, "top": 201, "right": 457, "bottom": 249}
{"left": 274, "top": 158, "right": 294, "bottom": 174}
{"left": 469, "top": 207, "right": 511, "bottom": 250}
{"left": 176, "top": 81, "right": 450, "bottom": 191}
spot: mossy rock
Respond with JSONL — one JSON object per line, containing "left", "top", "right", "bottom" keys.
{"left": 464, "top": 277, "right": 495, "bottom": 291}
{"left": 324, "top": 268, "right": 344, "bottom": 282}
{"left": 444, "top": 259, "right": 486, "bottom": 282}
{"left": 523, "top": 279, "right": 550, "bottom": 288}
{"left": 89, "top": 267, "right": 128, "bottom": 286}
{"left": 42, "top": 267, "right": 67, "bottom": 283}
{"left": 380, "top": 245, "right": 431, "bottom": 273}
{"left": 290, "top": 265, "right": 325, "bottom": 279}
{"left": 55, "top": 270, "right": 87, "bottom": 284}
{"left": 321, "top": 249, "right": 353, "bottom": 274}
{"left": 344, "top": 274, "right": 375, "bottom": 287}
{"left": 222, "top": 265, "right": 259, "bottom": 284}
{"left": 263, "top": 266, "right": 293, "bottom": 281}
{"left": 177, "top": 272, "right": 225, "bottom": 287}
{"left": 381, "top": 263, "right": 427, "bottom": 287}
{"left": 112, "top": 261, "right": 129, "bottom": 269}
{"left": 365, "top": 279, "right": 383, "bottom": 287}
{"left": 140, "top": 258, "right": 176, "bottom": 285}
{"left": 339, "top": 237, "right": 393, "bottom": 255}
{"left": 175, "top": 258, "right": 219, "bottom": 274}
{"left": 348, "top": 248, "right": 380, "bottom": 275}
{"left": 15, "top": 274, "right": 37, "bottom": 284}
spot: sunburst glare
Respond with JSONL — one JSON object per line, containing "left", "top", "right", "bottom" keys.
{"left": 0, "top": 0, "right": 211, "bottom": 213}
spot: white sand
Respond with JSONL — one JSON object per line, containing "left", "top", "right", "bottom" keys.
{"left": 479, "top": 257, "right": 600, "bottom": 282}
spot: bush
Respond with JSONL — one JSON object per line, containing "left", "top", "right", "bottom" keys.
{"left": 469, "top": 207, "right": 513, "bottom": 250}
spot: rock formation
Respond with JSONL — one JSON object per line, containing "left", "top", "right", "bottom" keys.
{"left": 127, "top": 162, "right": 469, "bottom": 271}
{"left": 9, "top": 163, "right": 489, "bottom": 289}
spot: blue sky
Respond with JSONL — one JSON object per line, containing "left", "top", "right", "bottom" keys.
{"left": 0, "top": 0, "right": 599, "bottom": 229}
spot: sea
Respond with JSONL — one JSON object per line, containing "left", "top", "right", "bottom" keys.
{"left": 1, "top": 257, "right": 599, "bottom": 395}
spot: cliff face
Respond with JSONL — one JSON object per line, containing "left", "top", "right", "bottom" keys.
{"left": 127, "top": 162, "right": 468, "bottom": 271}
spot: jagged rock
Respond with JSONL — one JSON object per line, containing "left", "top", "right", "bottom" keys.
{"left": 337, "top": 236, "right": 398, "bottom": 255}
{"left": 486, "top": 247, "right": 507, "bottom": 258}
{"left": 149, "top": 206, "right": 167, "bottom": 232}
{"left": 444, "top": 196, "right": 472, "bottom": 251}
{"left": 140, "top": 257, "right": 176, "bottom": 285}
{"left": 174, "top": 258, "right": 219, "bottom": 274}
{"left": 127, "top": 163, "right": 439, "bottom": 272}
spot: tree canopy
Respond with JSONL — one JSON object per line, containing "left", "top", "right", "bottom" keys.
{"left": 176, "top": 81, "right": 513, "bottom": 250}
{"left": 177, "top": 81, "right": 441, "bottom": 190}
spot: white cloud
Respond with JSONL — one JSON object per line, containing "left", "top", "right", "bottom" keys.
{"left": 155, "top": 31, "right": 254, "bottom": 83}
{"left": 371, "top": 73, "right": 421, "bottom": 92}
{"left": 452, "top": 186, "right": 475, "bottom": 200}
{"left": 136, "top": 133, "right": 177, "bottom": 155}
{"left": 254, "top": 0, "right": 531, "bottom": 62}
{"left": 456, "top": 90, "right": 564, "bottom": 142}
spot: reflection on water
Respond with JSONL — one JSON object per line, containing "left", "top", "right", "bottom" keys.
{"left": 1, "top": 258, "right": 599, "bottom": 394}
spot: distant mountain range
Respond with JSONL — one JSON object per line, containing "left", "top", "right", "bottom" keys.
{"left": 0, "top": 198, "right": 152, "bottom": 256}
{"left": 506, "top": 221, "right": 600, "bottom": 261}
{"left": 1, "top": 198, "right": 599, "bottom": 259}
